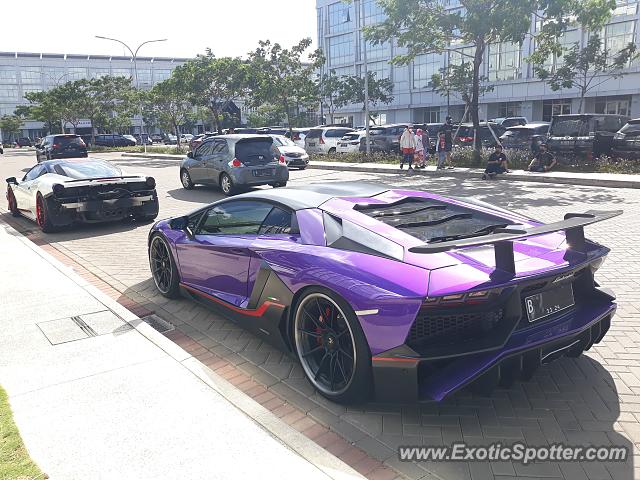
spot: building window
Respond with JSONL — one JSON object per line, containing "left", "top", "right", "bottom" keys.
{"left": 0, "top": 66, "right": 17, "bottom": 83}
{"left": 91, "top": 68, "right": 111, "bottom": 79}
{"left": 360, "top": 36, "right": 390, "bottom": 61}
{"left": 328, "top": 33, "right": 354, "bottom": 66}
{"left": 362, "top": 0, "right": 387, "bottom": 26}
{"left": 595, "top": 96, "right": 631, "bottom": 116}
{"left": 543, "top": 99, "right": 572, "bottom": 121}
{"left": 331, "top": 66, "right": 354, "bottom": 78}
{"left": 0, "top": 86, "right": 19, "bottom": 99}
{"left": 20, "top": 67, "right": 42, "bottom": 85}
{"left": 367, "top": 60, "right": 390, "bottom": 80}
{"left": 488, "top": 42, "right": 522, "bottom": 81}
{"left": 112, "top": 68, "right": 133, "bottom": 79}
{"left": 449, "top": 47, "right": 476, "bottom": 66}
{"left": 422, "top": 107, "right": 441, "bottom": 123}
{"left": 328, "top": 1, "right": 353, "bottom": 34}
{"left": 153, "top": 69, "right": 172, "bottom": 83}
{"left": 137, "top": 69, "right": 152, "bottom": 86}
{"left": 498, "top": 102, "right": 522, "bottom": 118}
{"left": 22, "top": 86, "right": 43, "bottom": 95}
{"left": 413, "top": 53, "right": 444, "bottom": 89}
{"left": 43, "top": 67, "right": 67, "bottom": 85}
{"left": 603, "top": 20, "right": 636, "bottom": 59}
{"left": 540, "top": 29, "right": 581, "bottom": 71}
{"left": 613, "top": 0, "right": 638, "bottom": 17}
{"left": 67, "top": 67, "right": 87, "bottom": 80}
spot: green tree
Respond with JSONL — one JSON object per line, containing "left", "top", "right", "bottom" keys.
{"left": 335, "top": 72, "right": 394, "bottom": 124}
{"left": 145, "top": 76, "right": 195, "bottom": 148}
{"left": 0, "top": 115, "right": 22, "bottom": 143}
{"left": 247, "top": 39, "right": 323, "bottom": 135}
{"left": 319, "top": 71, "right": 344, "bottom": 123}
{"left": 431, "top": 63, "right": 493, "bottom": 121}
{"left": 366, "top": 0, "right": 619, "bottom": 161}
{"left": 532, "top": 34, "right": 638, "bottom": 113}
{"left": 76, "top": 76, "right": 138, "bottom": 141}
{"left": 175, "top": 51, "right": 250, "bottom": 133}
{"left": 19, "top": 91, "right": 63, "bottom": 134}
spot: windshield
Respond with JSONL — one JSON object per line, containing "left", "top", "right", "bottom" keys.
{"left": 343, "top": 133, "right": 361, "bottom": 141}
{"left": 55, "top": 161, "right": 123, "bottom": 179}
{"left": 550, "top": 118, "right": 589, "bottom": 137}
{"left": 271, "top": 136, "right": 295, "bottom": 147}
{"left": 55, "top": 136, "right": 84, "bottom": 147}
{"left": 502, "top": 128, "right": 531, "bottom": 140}
{"left": 620, "top": 121, "right": 640, "bottom": 135}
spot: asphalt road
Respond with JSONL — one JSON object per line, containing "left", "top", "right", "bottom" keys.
{"left": 2, "top": 148, "right": 640, "bottom": 480}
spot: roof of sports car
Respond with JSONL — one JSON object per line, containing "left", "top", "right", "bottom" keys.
{"left": 234, "top": 182, "right": 390, "bottom": 210}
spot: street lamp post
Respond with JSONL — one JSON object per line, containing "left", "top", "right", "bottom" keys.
{"left": 95, "top": 36, "right": 167, "bottom": 153}
{"left": 360, "top": 0, "right": 371, "bottom": 155}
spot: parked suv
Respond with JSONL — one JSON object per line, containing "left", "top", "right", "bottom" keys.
{"left": 547, "top": 114, "right": 629, "bottom": 160}
{"left": 36, "top": 134, "right": 88, "bottom": 162}
{"left": 93, "top": 134, "right": 137, "bottom": 147}
{"left": 179, "top": 134, "right": 289, "bottom": 195}
{"left": 15, "top": 137, "right": 33, "bottom": 147}
{"left": 305, "top": 127, "right": 354, "bottom": 154}
{"left": 455, "top": 123, "right": 506, "bottom": 148}
{"left": 612, "top": 118, "right": 640, "bottom": 159}
{"left": 490, "top": 117, "right": 528, "bottom": 128}
{"left": 359, "top": 124, "right": 409, "bottom": 153}
{"left": 499, "top": 123, "right": 549, "bottom": 151}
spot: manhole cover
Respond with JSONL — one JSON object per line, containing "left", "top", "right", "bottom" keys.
{"left": 38, "top": 310, "right": 129, "bottom": 345}
{"left": 140, "top": 314, "right": 175, "bottom": 334}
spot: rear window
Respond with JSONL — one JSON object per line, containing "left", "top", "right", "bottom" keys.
{"left": 342, "top": 133, "right": 361, "bottom": 141}
{"left": 502, "top": 128, "right": 531, "bottom": 140}
{"left": 306, "top": 129, "right": 323, "bottom": 139}
{"left": 53, "top": 161, "right": 122, "bottom": 179}
{"left": 550, "top": 118, "right": 589, "bottom": 137}
{"left": 620, "top": 121, "right": 640, "bottom": 135}
{"left": 325, "top": 128, "right": 353, "bottom": 138}
{"left": 54, "top": 135, "right": 84, "bottom": 146}
{"left": 234, "top": 139, "right": 276, "bottom": 161}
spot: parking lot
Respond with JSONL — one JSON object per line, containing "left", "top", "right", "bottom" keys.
{"left": 2, "top": 148, "right": 640, "bottom": 480}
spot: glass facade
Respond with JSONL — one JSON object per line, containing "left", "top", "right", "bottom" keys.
{"left": 498, "top": 102, "right": 522, "bottom": 117}
{"left": 0, "top": 66, "right": 17, "bottom": 83}
{"left": 488, "top": 42, "right": 522, "bottom": 81}
{"left": 327, "top": 1, "right": 353, "bottom": 34}
{"left": 603, "top": 20, "right": 636, "bottom": 57}
{"left": 328, "top": 33, "right": 354, "bottom": 66}
{"left": 413, "top": 53, "right": 445, "bottom": 89}
{"left": 595, "top": 96, "right": 631, "bottom": 115}
{"left": 67, "top": 67, "right": 87, "bottom": 80}
{"left": 20, "top": 67, "right": 42, "bottom": 85}
{"left": 362, "top": 0, "right": 386, "bottom": 25}
{"left": 368, "top": 60, "right": 390, "bottom": 80}
{"left": 543, "top": 99, "right": 572, "bottom": 121}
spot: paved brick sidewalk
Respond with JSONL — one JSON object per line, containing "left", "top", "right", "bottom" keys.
{"left": 2, "top": 150, "right": 639, "bottom": 479}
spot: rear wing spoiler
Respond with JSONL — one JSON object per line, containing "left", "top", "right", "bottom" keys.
{"left": 408, "top": 210, "right": 622, "bottom": 274}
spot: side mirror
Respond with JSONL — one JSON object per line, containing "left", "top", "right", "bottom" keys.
{"left": 169, "top": 215, "right": 194, "bottom": 238}
{"left": 6, "top": 177, "right": 17, "bottom": 185}
{"left": 187, "top": 151, "right": 194, "bottom": 159}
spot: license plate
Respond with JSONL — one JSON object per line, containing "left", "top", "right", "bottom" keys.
{"left": 308, "top": 142, "right": 316, "bottom": 147}
{"left": 253, "top": 169, "right": 275, "bottom": 177}
{"left": 525, "top": 283, "right": 575, "bottom": 322}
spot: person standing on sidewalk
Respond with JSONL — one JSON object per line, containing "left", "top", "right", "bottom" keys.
{"left": 414, "top": 128, "right": 426, "bottom": 169}
{"left": 400, "top": 125, "right": 416, "bottom": 170}
{"left": 436, "top": 132, "right": 447, "bottom": 170}
{"left": 439, "top": 116, "right": 455, "bottom": 167}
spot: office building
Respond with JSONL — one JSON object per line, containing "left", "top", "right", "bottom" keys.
{"left": 316, "top": 0, "right": 640, "bottom": 125}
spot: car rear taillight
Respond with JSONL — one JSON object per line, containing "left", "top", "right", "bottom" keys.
{"left": 279, "top": 155, "right": 287, "bottom": 165}
{"left": 459, "top": 136, "right": 473, "bottom": 142}
{"left": 52, "top": 143, "right": 59, "bottom": 149}
{"left": 293, "top": 133, "right": 300, "bottom": 140}
{"left": 319, "top": 136, "right": 325, "bottom": 145}
{"left": 228, "top": 158, "right": 243, "bottom": 168}
{"left": 146, "top": 177, "right": 156, "bottom": 189}
{"left": 423, "top": 289, "right": 498, "bottom": 307}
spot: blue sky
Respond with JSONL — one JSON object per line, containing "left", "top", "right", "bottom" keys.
{"left": 0, "top": 0, "right": 318, "bottom": 58}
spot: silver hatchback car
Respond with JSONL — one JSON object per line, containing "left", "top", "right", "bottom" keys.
{"left": 180, "top": 135, "right": 289, "bottom": 195}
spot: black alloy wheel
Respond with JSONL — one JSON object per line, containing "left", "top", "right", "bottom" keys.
{"left": 149, "top": 235, "right": 180, "bottom": 298}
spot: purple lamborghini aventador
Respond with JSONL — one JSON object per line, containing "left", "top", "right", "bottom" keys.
{"left": 148, "top": 183, "right": 620, "bottom": 404}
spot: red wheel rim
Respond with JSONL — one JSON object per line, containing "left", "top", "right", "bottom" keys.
{"left": 36, "top": 197, "right": 45, "bottom": 226}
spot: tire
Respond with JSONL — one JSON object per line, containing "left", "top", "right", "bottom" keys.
{"left": 7, "top": 187, "right": 19, "bottom": 217}
{"left": 149, "top": 234, "right": 181, "bottom": 298}
{"left": 293, "top": 287, "right": 372, "bottom": 404}
{"left": 180, "top": 169, "right": 194, "bottom": 190}
{"left": 270, "top": 182, "right": 287, "bottom": 188}
{"left": 35, "top": 193, "right": 55, "bottom": 233}
{"left": 220, "top": 173, "right": 235, "bottom": 196}
{"left": 299, "top": 166, "right": 307, "bottom": 170}
{"left": 328, "top": 147, "right": 336, "bottom": 154}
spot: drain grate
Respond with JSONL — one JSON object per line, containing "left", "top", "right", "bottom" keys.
{"left": 38, "top": 310, "right": 130, "bottom": 345}
{"left": 140, "top": 314, "right": 175, "bottom": 334}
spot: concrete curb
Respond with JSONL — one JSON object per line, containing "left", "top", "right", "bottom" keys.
{"left": 1, "top": 220, "right": 365, "bottom": 480}
{"left": 123, "top": 152, "right": 640, "bottom": 189}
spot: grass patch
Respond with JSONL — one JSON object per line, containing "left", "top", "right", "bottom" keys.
{"left": 0, "top": 385, "right": 46, "bottom": 480}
